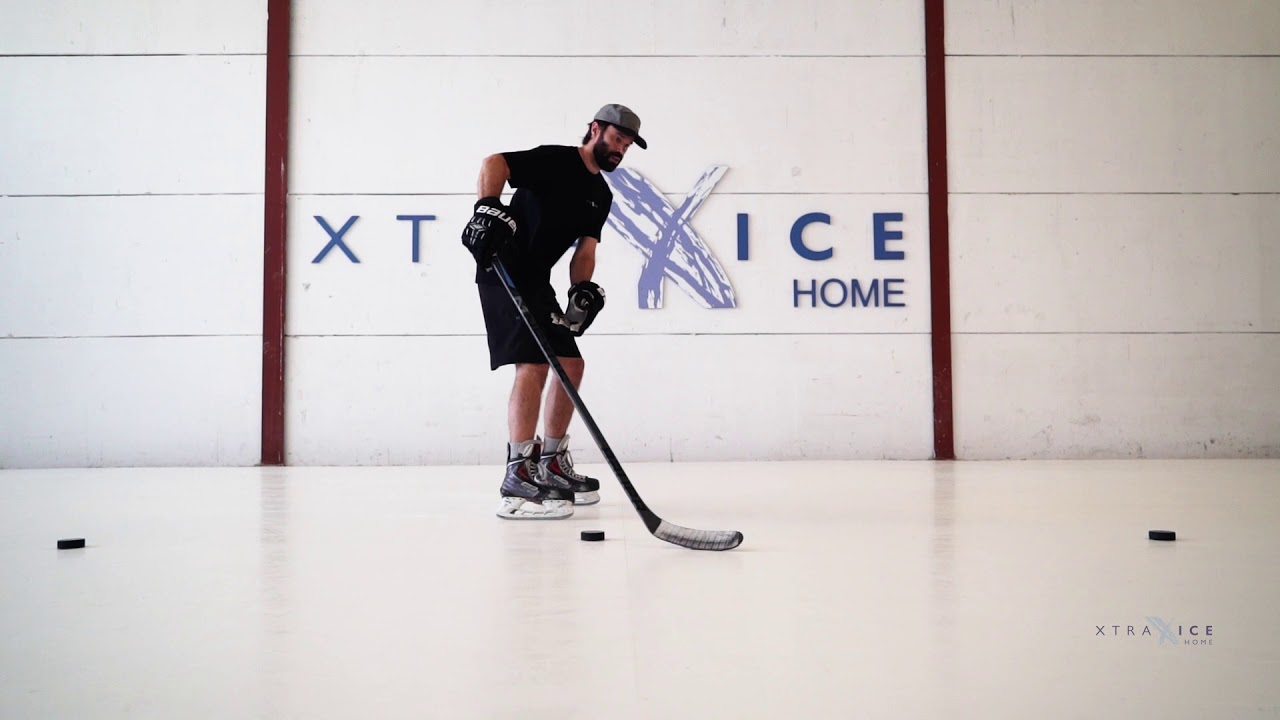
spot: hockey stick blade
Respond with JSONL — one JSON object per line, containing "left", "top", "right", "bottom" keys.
{"left": 653, "top": 521, "right": 744, "bottom": 552}
{"left": 492, "top": 259, "right": 744, "bottom": 551}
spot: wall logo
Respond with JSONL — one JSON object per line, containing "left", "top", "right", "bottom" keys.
{"left": 306, "top": 163, "right": 913, "bottom": 313}
{"left": 602, "top": 164, "right": 913, "bottom": 312}
{"left": 1095, "top": 618, "right": 1214, "bottom": 647}
{"left": 603, "top": 165, "right": 736, "bottom": 309}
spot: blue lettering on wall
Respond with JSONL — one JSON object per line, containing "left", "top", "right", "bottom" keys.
{"left": 305, "top": 181, "right": 911, "bottom": 314}
{"left": 820, "top": 279, "right": 848, "bottom": 307}
{"left": 792, "top": 278, "right": 906, "bottom": 308}
{"left": 313, "top": 215, "right": 360, "bottom": 263}
{"left": 396, "top": 214, "right": 436, "bottom": 263}
{"left": 873, "top": 212, "right": 905, "bottom": 261}
{"left": 852, "top": 279, "right": 880, "bottom": 306}
{"left": 790, "top": 212, "right": 833, "bottom": 261}
{"left": 793, "top": 279, "right": 817, "bottom": 307}
{"left": 883, "top": 278, "right": 906, "bottom": 307}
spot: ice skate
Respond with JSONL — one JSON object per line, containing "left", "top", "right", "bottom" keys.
{"left": 539, "top": 435, "right": 601, "bottom": 506}
{"left": 496, "top": 440, "right": 574, "bottom": 520}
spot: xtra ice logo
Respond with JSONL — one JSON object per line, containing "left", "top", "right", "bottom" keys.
{"left": 1095, "top": 618, "right": 1214, "bottom": 647}
{"left": 304, "top": 164, "right": 912, "bottom": 314}
{"left": 603, "top": 166, "right": 736, "bottom": 310}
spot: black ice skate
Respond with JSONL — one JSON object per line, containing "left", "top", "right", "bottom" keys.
{"left": 496, "top": 440, "right": 574, "bottom": 520}
{"left": 539, "top": 435, "right": 601, "bottom": 506}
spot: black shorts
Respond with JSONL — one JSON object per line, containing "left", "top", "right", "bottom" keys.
{"left": 477, "top": 280, "right": 580, "bottom": 370}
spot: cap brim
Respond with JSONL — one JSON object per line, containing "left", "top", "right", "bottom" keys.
{"left": 608, "top": 124, "right": 646, "bottom": 149}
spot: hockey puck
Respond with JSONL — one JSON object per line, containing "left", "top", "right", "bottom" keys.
{"left": 57, "top": 538, "right": 86, "bottom": 550}
{"left": 1148, "top": 530, "right": 1176, "bottom": 542}
{"left": 580, "top": 530, "right": 605, "bottom": 542}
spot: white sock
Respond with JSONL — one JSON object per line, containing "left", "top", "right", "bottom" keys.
{"left": 509, "top": 438, "right": 538, "bottom": 460}
{"left": 543, "top": 436, "right": 565, "bottom": 454}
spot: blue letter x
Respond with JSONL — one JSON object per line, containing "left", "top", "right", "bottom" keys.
{"left": 313, "top": 216, "right": 360, "bottom": 263}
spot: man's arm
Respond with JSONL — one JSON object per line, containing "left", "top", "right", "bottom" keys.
{"left": 569, "top": 237, "right": 598, "bottom": 285}
{"left": 477, "top": 154, "right": 510, "bottom": 199}
{"left": 553, "top": 237, "right": 605, "bottom": 336}
{"left": 461, "top": 154, "right": 517, "bottom": 268}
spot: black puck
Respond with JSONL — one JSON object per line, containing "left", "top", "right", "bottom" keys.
{"left": 580, "top": 530, "right": 605, "bottom": 542}
{"left": 1148, "top": 530, "right": 1176, "bottom": 542}
{"left": 57, "top": 538, "right": 86, "bottom": 550}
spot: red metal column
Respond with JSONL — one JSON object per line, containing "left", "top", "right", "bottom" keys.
{"left": 261, "top": 0, "right": 291, "bottom": 465}
{"left": 924, "top": 0, "right": 956, "bottom": 460}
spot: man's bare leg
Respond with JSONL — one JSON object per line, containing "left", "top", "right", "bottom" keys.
{"left": 509, "top": 363, "right": 550, "bottom": 443}
{"left": 496, "top": 362, "right": 572, "bottom": 520}
{"left": 538, "top": 357, "right": 600, "bottom": 505}
{"left": 543, "top": 357, "right": 584, "bottom": 439}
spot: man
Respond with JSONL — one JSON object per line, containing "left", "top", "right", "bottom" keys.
{"left": 461, "top": 104, "right": 647, "bottom": 520}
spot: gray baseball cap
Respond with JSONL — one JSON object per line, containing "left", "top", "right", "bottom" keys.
{"left": 593, "top": 103, "right": 647, "bottom": 149}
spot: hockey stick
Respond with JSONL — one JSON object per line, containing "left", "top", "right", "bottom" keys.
{"left": 492, "top": 258, "right": 743, "bottom": 551}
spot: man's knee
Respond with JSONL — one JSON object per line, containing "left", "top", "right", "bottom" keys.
{"left": 513, "top": 363, "right": 549, "bottom": 385}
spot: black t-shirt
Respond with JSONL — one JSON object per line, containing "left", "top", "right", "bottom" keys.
{"left": 475, "top": 144, "right": 612, "bottom": 286}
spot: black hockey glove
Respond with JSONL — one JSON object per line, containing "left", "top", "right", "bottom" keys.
{"left": 461, "top": 197, "right": 517, "bottom": 268}
{"left": 553, "top": 281, "right": 606, "bottom": 336}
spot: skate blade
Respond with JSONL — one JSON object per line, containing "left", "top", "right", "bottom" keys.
{"left": 496, "top": 497, "right": 574, "bottom": 520}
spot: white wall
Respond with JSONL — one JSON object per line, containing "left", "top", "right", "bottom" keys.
{"left": 6, "top": 1, "right": 1275, "bottom": 467}
{"left": 285, "top": 0, "right": 935, "bottom": 464}
{"left": 946, "top": 0, "right": 1280, "bottom": 458}
{"left": 0, "top": 3, "right": 265, "bottom": 467}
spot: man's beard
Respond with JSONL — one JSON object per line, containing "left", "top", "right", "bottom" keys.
{"left": 593, "top": 141, "right": 622, "bottom": 172}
